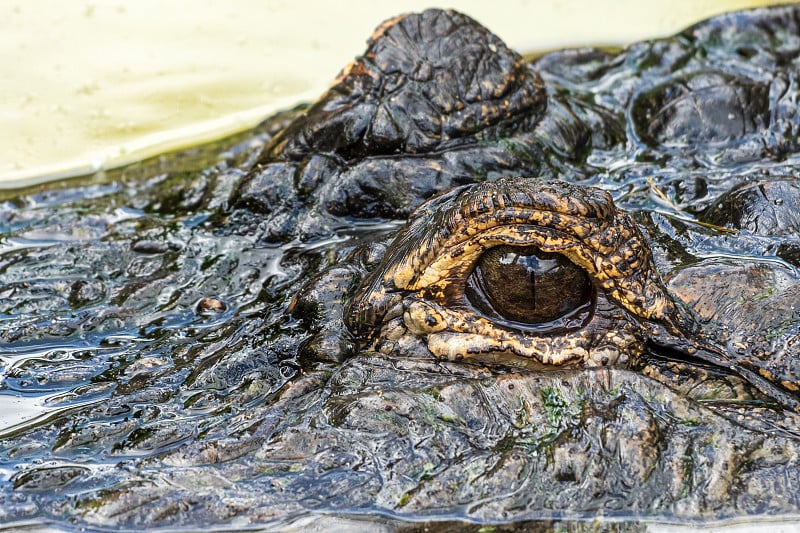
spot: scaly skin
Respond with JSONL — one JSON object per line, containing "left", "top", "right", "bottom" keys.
{"left": 4, "top": 6, "right": 800, "bottom": 530}
{"left": 347, "top": 178, "right": 681, "bottom": 367}
{"left": 334, "top": 176, "right": 800, "bottom": 412}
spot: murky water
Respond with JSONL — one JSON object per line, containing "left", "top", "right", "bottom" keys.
{"left": 1, "top": 1, "right": 791, "bottom": 188}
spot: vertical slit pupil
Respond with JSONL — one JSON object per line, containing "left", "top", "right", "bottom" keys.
{"left": 467, "top": 245, "right": 592, "bottom": 325}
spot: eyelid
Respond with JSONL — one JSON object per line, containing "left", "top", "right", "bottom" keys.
{"left": 347, "top": 177, "right": 682, "bottom": 341}
{"left": 404, "top": 223, "right": 595, "bottom": 294}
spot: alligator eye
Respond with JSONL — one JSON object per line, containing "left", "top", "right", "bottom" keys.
{"left": 465, "top": 245, "right": 593, "bottom": 328}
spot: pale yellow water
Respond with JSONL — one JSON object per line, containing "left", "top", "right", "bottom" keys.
{"left": 0, "top": 0, "right": 793, "bottom": 187}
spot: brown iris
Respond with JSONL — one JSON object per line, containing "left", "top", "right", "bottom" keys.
{"left": 465, "top": 245, "right": 592, "bottom": 328}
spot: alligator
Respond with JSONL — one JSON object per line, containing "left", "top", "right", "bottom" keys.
{"left": 2, "top": 6, "right": 800, "bottom": 531}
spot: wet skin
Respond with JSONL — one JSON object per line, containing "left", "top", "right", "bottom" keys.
{"left": 2, "top": 6, "right": 800, "bottom": 530}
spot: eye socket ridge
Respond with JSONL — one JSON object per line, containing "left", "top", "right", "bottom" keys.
{"left": 464, "top": 244, "right": 595, "bottom": 333}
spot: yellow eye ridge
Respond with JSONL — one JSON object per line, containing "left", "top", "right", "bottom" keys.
{"left": 346, "top": 177, "right": 686, "bottom": 367}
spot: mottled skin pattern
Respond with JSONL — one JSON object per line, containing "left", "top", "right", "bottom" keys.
{"left": 333, "top": 174, "right": 800, "bottom": 411}
{"left": 346, "top": 178, "right": 681, "bottom": 367}
{"left": 4, "top": 6, "right": 800, "bottom": 532}
{"left": 283, "top": 9, "right": 800, "bottom": 410}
